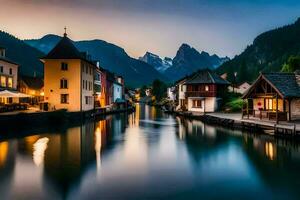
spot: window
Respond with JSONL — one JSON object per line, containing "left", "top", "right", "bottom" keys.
{"left": 0, "top": 66, "right": 3, "bottom": 73}
{"left": 86, "top": 65, "right": 89, "bottom": 74}
{"left": 83, "top": 80, "right": 85, "bottom": 89}
{"left": 266, "top": 98, "right": 273, "bottom": 110}
{"left": 205, "top": 85, "right": 209, "bottom": 91}
{"left": 9, "top": 68, "right": 12, "bottom": 75}
{"left": 85, "top": 96, "right": 93, "bottom": 105}
{"left": 61, "top": 94, "right": 69, "bottom": 104}
{"left": 60, "top": 79, "right": 68, "bottom": 89}
{"left": 89, "top": 67, "right": 92, "bottom": 75}
{"left": 82, "top": 64, "right": 85, "bottom": 72}
{"left": 192, "top": 100, "right": 202, "bottom": 108}
{"left": 0, "top": 76, "right": 6, "bottom": 87}
{"left": 8, "top": 77, "right": 13, "bottom": 88}
{"left": 181, "top": 85, "right": 183, "bottom": 92}
{"left": 61, "top": 62, "right": 68, "bottom": 71}
{"left": 85, "top": 80, "right": 88, "bottom": 90}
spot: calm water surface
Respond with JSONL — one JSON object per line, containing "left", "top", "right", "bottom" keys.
{"left": 0, "top": 104, "right": 300, "bottom": 200}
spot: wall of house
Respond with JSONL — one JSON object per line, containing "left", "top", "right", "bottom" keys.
{"left": 113, "top": 83, "right": 122, "bottom": 102}
{"left": 44, "top": 59, "right": 82, "bottom": 112}
{"left": 178, "top": 84, "right": 186, "bottom": 100}
{"left": 187, "top": 97, "right": 217, "bottom": 112}
{"left": 81, "top": 61, "right": 94, "bottom": 111}
{"left": 290, "top": 99, "right": 300, "bottom": 119}
{"left": 99, "top": 70, "right": 107, "bottom": 107}
{"left": 0, "top": 60, "right": 18, "bottom": 90}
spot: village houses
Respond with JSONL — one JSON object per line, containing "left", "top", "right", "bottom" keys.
{"left": 176, "top": 69, "right": 230, "bottom": 113}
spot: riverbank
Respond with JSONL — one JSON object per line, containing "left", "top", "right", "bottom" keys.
{"left": 0, "top": 106, "right": 135, "bottom": 138}
{"left": 169, "top": 111, "right": 300, "bottom": 138}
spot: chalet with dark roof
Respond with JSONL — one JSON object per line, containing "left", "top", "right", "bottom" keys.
{"left": 177, "top": 69, "right": 229, "bottom": 112}
{"left": 242, "top": 72, "right": 300, "bottom": 122}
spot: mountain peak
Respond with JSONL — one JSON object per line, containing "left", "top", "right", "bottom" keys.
{"left": 164, "top": 44, "right": 229, "bottom": 81}
{"left": 139, "top": 52, "right": 172, "bottom": 73}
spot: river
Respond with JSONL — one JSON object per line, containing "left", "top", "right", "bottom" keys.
{"left": 0, "top": 104, "right": 300, "bottom": 199}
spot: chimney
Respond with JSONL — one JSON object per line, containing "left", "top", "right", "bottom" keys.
{"left": 0, "top": 47, "right": 6, "bottom": 58}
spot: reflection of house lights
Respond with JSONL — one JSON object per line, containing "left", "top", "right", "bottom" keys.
{"left": 95, "top": 126, "right": 102, "bottom": 172}
{"left": 0, "top": 142, "right": 8, "bottom": 167}
{"left": 40, "top": 92, "right": 45, "bottom": 96}
{"left": 265, "top": 142, "right": 275, "bottom": 160}
{"left": 33, "top": 137, "right": 49, "bottom": 167}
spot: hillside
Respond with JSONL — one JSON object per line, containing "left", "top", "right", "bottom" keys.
{"left": 217, "top": 18, "right": 300, "bottom": 83}
{"left": 0, "top": 31, "right": 44, "bottom": 77}
{"left": 26, "top": 35, "right": 167, "bottom": 87}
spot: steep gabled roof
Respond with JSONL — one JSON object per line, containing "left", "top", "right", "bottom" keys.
{"left": 43, "top": 36, "right": 83, "bottom": 59}
{"left": 263, "top": 72, "right": 300, "bottom": 98}
{"left": 243, "top": 72, "right": 300, "bottom": 99}
{"left": 184, "top": 69, "right": 230, "bottom": 85}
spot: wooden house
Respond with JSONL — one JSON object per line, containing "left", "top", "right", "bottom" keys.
{"left": 179, "top": 69, "right": 229, "bottom": 113}
{"left": 242, "top": 72, "right": 300, "bottom": 122}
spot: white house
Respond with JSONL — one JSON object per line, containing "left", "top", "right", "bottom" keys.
{"left": 180, "top": 70, "right": 230, "bottom": 113}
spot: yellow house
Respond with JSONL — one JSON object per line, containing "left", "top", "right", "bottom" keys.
{"left": 41, "top": 33, "right": 95, "bottom": 112}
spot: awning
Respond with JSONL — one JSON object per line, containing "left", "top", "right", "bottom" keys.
{"left": 0, "top": 90, "right": 31, "bottom": 98}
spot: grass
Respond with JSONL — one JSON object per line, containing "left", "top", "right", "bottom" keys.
{"left": 223, "top": 94, "right": 244, "bottom": 113}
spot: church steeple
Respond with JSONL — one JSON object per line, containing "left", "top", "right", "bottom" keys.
{"left": 64, "top": 26, "right": 67, "bottom": 37}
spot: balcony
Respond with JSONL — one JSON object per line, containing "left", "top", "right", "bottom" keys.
{"left": 185, "top": 91, "right": 216, "bottom": 98}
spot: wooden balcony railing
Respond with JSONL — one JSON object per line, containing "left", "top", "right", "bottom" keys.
{"left": 185, "top": 91, "right": 216, "bottom": 98}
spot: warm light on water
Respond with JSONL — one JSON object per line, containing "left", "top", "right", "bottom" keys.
{"left": 0, "top": 104, "right": 300, "bottom": 199}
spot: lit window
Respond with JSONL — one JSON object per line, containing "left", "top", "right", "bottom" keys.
{"left": 61, "top": 94, "right": 69, "bottom": 104}
{"left": 192, "top": 100, "right": 202, "bottom": 108}
{"left": 1, "top": 76, "right": 6, "bottom": 87}
{"left": 8, "top": 77, "right": 13, "bottom": 88}
{"left": 9, "top": 68, "right": 12, "bottom": 75}
{"left": 205, "top": 85, "right": 209, "bottom": 91}
{"left": 60, "top": 79, "right": 68, "bottom": 89}
{"left": 61, "top": 62, "right": 68, "bottom": 71}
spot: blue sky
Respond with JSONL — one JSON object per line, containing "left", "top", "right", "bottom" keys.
{"left": 1, "top": 0, "right": 300, "bottom": 58}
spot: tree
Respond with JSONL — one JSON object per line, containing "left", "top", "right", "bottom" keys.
{"left": 152, "top": 79, "right": 167, "bottom": 101}
{"left": 139, "top": 85, "right": 147, "bottom": 97}
{"left": 281, "top": 55, "right": 300, "bottom": 72}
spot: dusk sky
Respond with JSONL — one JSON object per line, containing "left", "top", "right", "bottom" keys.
{"left": 1, "top": 0, "right": 300, "bottom": 58}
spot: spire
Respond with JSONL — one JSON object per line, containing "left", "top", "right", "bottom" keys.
{"left": 64, "top": 26, "right": 67, "bottom": 37}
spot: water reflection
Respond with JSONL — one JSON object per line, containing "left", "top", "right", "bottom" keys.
{"left": 0, "top": 104, "right": 300, "bottom": 199}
